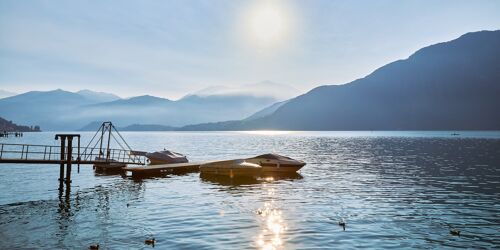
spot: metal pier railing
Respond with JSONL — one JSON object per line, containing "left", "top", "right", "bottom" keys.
{"left": 0, "top": 142, "right": 145, "bottom": 165}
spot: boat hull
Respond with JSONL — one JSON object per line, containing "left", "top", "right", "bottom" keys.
{"left": 200, "top": 167, "right": 261, "bottom": 177}
{"left": 148, "top": 158, "right": 176, "bottom": 165}
{"left": 200, "top": 160, "right": 262, "bottom": 177}
{"left": 259, "top": 163, "right": 305, "bottom": 172}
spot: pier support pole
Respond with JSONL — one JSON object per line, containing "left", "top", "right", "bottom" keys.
{"left": 66, "top": 137, "right": 73, "bottom": 184}
{"left": 58, "top": 136, "right": 66, "bottom": 190}
{"left": 55, "top": 134, "right": 81, "bottom": 194}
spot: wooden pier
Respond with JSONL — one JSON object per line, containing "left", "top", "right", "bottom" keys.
{"left": 0, "top": 122, "right": 146, "bottom": 189}
{"left": 0, "top": 131, "right": 24, "bottom": 137}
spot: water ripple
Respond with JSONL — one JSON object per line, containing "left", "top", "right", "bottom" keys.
{"left": 0, "top": 132, "right": 499, "bottom": 249}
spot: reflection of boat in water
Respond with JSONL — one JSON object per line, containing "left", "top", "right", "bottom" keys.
{"left": 200, "top": 173, "right": 261, "bottom": 186}
{"left": 200, "top": 172, "right": 303, "bottom": 186}
{"left": 200, "top": 159, "right": 262, "bottom": 177}
{"left": 145, "top": 150, "right": 188, "bottom": 165}
{"left": 260, "top": 172, "right": 304, "bottom": 181}
{"left": 246, "top": 153, "right": 306, "bottom": 173}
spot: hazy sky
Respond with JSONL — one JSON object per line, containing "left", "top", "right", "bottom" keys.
{"left": 1, "top": 0, "right": 499, "bottom": 99}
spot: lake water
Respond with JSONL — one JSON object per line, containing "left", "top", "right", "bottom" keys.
{"left": 0, "top": 131, "right": 499, "bottom": 249}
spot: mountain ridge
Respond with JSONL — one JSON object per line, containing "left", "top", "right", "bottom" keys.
{"left": 180, "top": 30, "right": 500, "bottom": 131}
{"left": 0, "top": 84, "right": 284, "bottom": 130}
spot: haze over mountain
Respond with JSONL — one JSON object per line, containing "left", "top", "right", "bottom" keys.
{"left": 77, "top": 94, "right": 275, "bottom": 128}
{"left": 190, "top": 81, "right": 300, "bottom": 101}
{"left": 0, "top": 82, "right": 292, "bottom": 130}
{"left": 76, "top": 90, "right": 121, "bottom": 103}
{"left": 182, "top": 30, "right": 500, "bottom": 131}
{"left": 244, "top": 101, "right": 289, "bottom": 121}
{"left": 0, "top": 89, "right": 113, "bottom": 130}
{"left": 79, "top": 121, "right": 175, "bottom": 131}
{"left": 0, "top": 90, "right": 17, "bottom": 99}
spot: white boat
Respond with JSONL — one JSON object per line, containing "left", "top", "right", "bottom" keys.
{"left": 200, "top": 159, "right": 262, "bottom": 177}
{"left": 146, "top": 150, "right": 188, "bottom": 165}
{"left": 246, "top": 153, "right": 306, "bottom": 172}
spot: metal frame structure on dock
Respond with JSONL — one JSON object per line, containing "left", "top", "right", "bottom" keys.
{"left": 0, "top": 122, "right": 146, "bottom": 188}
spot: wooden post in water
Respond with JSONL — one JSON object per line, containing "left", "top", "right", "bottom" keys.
{"left": 55, "top": 134, "right": 80, "bottom": 189}
{"left": 77, "top": 138, "right": 80, "bottom": 173}
{"left": 58, "top": 136, "right": 66, "bottom": 190}
{"left": 66, "top": 136, "right": 72, "bottom": 184}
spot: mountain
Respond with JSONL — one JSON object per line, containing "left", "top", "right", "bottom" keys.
{"left": 77, "top": 94, "right": 275, "bottom": 127}
{"left": 182, "top": 30, "right": 500, "bottom": 130}
{"left": 0, "top": 90, "right": 17, "bottom": 99}
{"left": 120, "top": 124, "right": 175, "bottom": 131}
{"left": 244, "top": 100, "right": 288, "bottom": 121}
{"left": 76, "top": 90, "right": 121, "bottom": 103}
{"left": 189, "top": 81, "right": 300, "bottom": 101}
{"left": 0, "top": 117, "right": 41, "bottom": 132}
{"left": 0, "top": 88, "right": 278, "bottom": 130}
{"left": 0, "top": 89, "right": 100, "bottom": 130}
{"left": 78, "top": 121, "right": 105, "bottom": 131}
{"left": 79, "top": 121, "right": 175, "bottom": 131}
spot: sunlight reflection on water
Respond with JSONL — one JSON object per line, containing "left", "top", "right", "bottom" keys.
{"left": 240, "top": 130, "right": 295, "bottom": 136}
{"left": 256, "top": 184, "right": 287, "bottom": 250}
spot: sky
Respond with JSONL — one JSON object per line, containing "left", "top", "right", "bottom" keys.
{"left": 1, "top": 0, "right": 499, "bottom": 99}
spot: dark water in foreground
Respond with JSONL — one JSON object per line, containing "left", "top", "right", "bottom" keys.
{"left": 0, "top": 131, "right": 499, "bottom": 249}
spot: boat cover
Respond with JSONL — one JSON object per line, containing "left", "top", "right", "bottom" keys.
{"left": 146, "top": 150, "right": 188, "bottom": 163}
{"left": 200, "top": 159, "right": 261, "bottom": 169}
{"left": 251, "top": 153, "right": 294, "bottom": 161}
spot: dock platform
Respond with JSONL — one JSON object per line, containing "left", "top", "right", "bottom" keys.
{"left": 124, "top": 161, "right": 213, "bottom": 177}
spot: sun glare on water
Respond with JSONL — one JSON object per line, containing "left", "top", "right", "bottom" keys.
{"left": 241, "top": 131, "right": 294, "bottom": 135}
{"left": 255, "top": 188, "right": 287, "bottom": 250}
{"left": 243, "top": 0, "right": 293, "bottom": 49}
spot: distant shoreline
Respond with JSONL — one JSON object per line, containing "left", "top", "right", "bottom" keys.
{"left": 35, "top": 130, "right": 500, "bottom": 140}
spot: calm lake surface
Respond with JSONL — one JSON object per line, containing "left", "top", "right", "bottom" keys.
{"left": 0, "top": 131, "right": 499, "bottom": 249}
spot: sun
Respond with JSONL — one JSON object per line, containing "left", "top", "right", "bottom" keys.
{"left": 243, "top": 0, "right": 291, "bottom": 49}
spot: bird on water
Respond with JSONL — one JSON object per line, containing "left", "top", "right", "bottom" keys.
{"left": 89, "top": 244, "right": 99, "bottom": 250}
{"left": 450, "top": 229, "right": 461, "bottom": 236}
{"left": 145, "top": 238, "right": 156, "bottom": 245}
{"left": 338, "top": 219, "right": 346, "bottom": 230}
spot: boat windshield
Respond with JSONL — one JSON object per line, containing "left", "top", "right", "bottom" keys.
{"left": 254, "top": 154, "right": 293, "bottom": 160}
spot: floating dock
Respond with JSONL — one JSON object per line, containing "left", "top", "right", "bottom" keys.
{"left": 123, "top": 161, "right": 213, "bottom": 177}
